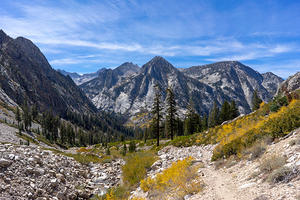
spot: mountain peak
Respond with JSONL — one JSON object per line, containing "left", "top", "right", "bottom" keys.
{"left": 0, "top": 29, "right": 6, "bottom": 37}
{"left": 0, "top": 29, "right": 10, "bottom": 45}
{"left": 151, "top": 56, "right": 168, "bottom": 63}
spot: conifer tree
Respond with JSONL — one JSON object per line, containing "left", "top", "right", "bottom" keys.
{"left": 208, "top": 101, "right": 219, "bottom": 127}
{"left": 166, "top": 87, "right": 177, "bottom": 140}
{"left": 22, "top": 100, "right": 32, "bottom": 131}
{"left": 129, "top": 140, "right": 136, "bottom": 152}
{"left": 220, "top": 100, "right": 231, "bottom": 122}
{"left": 151, "top": 84, "right": 163, "bottom": 146}
{"left": 31, "top": 105, "right": 38, "bottom": 121}
{"left": 201, "top": 114, "right": 208, "bottom": 131}
{"left": 252, "top": 90, "right": 262, "bottom": 111}
{"left": 229, "top": 100, "right": 239, "bottom": 119}
{"left": 15, "top": 107, "right": 21, "bottom": 129}
{"left": 176, "top": 117, "right": 184, "bottom": 136}
{"left": 184, "top": 100, "right": 198, "bottom": 135}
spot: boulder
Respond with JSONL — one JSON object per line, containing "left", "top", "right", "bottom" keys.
{"left": 0, "top": 158, "right": 12, "bottom": 168}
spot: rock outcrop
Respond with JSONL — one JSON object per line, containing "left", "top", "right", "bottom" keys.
{"left": 277, "top": 72, "right": 300, "bottom": 95}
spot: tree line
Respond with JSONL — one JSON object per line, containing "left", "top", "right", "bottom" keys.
{"left": 149, "top": 85, "right": 264, "bottom": 146}
{"left": 15, "top": 100, "right": 135, "bottom": 148}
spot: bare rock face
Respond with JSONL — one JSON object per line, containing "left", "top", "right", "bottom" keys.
{"left": 80, "top": 58, "right": 283, "bottom": 117}
{"left": 0, "top": 30, "right": 96, "bottom": 115}
{"left": 0, "top": 144, "right": 124, "bottom": 199}
{"left": 277, "top": 72, "right": 300, "bottom": 95}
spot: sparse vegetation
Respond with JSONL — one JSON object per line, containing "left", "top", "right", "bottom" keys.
{"left": 243, "top": 141, "right": 266, "bottom": 160}
{"left": 259, "top": 154, "right": 286, "bottom": 173}
{"left": 267, "top": 166, "right": 298, "bottom": 183}
{"left": 122, "top": 151, "right": 157, "bottom": 186}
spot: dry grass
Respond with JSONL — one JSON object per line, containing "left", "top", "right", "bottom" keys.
{"left": 244, "top": 142, "right": 266, "bottom": 160}
{"left": 259, "top": 154, "right": 286, "bottom": 173}
{"left": 267, "top": 166, "right": 298, "bottom": 183}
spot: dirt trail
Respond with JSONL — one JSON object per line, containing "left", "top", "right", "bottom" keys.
{"left": 190, "top": 148, "right": 254, "bottom": 200}
{"left": 190, "top": 129, "right": 300, "bottom": 200}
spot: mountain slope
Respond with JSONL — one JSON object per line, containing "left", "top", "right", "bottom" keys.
{"left": 262, "top": 72, "right": 284, "bottom": 96}
{"left": 59, "top": 62, "right": 139, "bottom": 86}
{"left": 0, "top": 30, "right": 96, "bottom": 115}
{"left": 183, "top": 61, "right": 283, "bottom": 112}
{"left": 81, "top": 58, "right": 283, "bottom": 118}
{"left": 277, "top": 71, "right": 300, "bottom": 95}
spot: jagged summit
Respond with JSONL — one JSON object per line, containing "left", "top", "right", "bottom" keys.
{"left": 0, "top": 29, "right": 11, "bottom": 45}
{"left": 115, "top": 62, "right": 140, "bottom": 76}
{"left": 141, "top": 56, "right": 177, "bottom": 76}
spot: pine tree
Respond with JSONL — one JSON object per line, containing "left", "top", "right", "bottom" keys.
{"left": 15, "top": 107, "right": 21, "bottom": 129}
{"left": 252, "top": 90, "right": 263, "bottom": 111}
{"left": 22, "top": 100, "right": 32, "bottom": 131}
{"left": 184, "top": 100, "right": 197, "bottom": 135}
{"left": 166, "top": 87, "right": 177, "bottom": 140}
{"left": 176, "top": 117, "right": 184, "bottom": 136}
{"left": 229, "top": 100, "right": 239, "bottom": 119}
{"left": 208, "top": 101, "right": 219, "bottom": 127}
{"left": 31, "top": 105, "right": 38, "bottom": 121}
{"left": 129, "top": 141, "right": 136, "bottom": 152}
{"left": 220, "top": 101, "right": 231, "bottom": 123}
{"left": 201, "top": 114, "right": 208, "bottom": 131}
{"left": 151, "top": 84, "right": 163, "bottom": 146}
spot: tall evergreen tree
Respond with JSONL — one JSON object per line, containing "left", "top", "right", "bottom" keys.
{"left": 151, "top": 84, "right": 163, "bottom": 146}
{"left": 220, "top": 101, "right": 231, "bottom": 122}
{"left": 229, "top": 100, "right": 239, "bottom": 119}
{"left": 176, "top": 117, "right": 184, "bottom": 136}
{"left": 252, "top": 90, "right": 263, "bottom": 111}
{"left": 31, "top": 104, "right": 38, "bottom": 121}
{"left": 208, "top": 101, "right": 219, "bottom": 128}
{"left": 201, "top": 113, "right": 208, "bottom": 131}
{"left": 22, "top": 100, "right": 32, "bottom": 131}
{"left": 184, "top": 100, "right": 198, "bottom": 135}
{"left": 166, "top": 87, "right": 177, "bottom": 140}
{"left": 15, "top": 107, "right": 21, "bottom": 129}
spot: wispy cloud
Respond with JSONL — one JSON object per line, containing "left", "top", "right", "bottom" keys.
{"left": 0, "top": 0, "right": 299, "bottom": 77}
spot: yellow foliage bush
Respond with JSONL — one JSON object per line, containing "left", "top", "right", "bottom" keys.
{"left": 210, "top": 99, "right": 300, "bottom": 160}
{"left": 140, "top": 157, "right": 202, "bottom": 199}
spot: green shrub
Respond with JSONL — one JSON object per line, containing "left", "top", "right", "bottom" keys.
{"left": 269, "top": 95, "right": 288, "bottom": 112}
{"left": 129, "top": 141, "right": 136, "bottom": 153}
{"left": 122, "top": 151, "right": 157, "bottom": 186}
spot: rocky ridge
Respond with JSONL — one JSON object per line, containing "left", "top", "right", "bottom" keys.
{"left": 277, "top": 71, "right": 300, "bottom": 95}
{"left": 79, "top": 57, "right": 283, "bottom": 119}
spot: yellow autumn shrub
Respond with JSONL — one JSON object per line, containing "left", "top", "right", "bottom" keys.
{"left": 211, "top": 99, "right": 300, "bottom": 160}
{"left": 140, "top": 157, "right": 202, "bottom": 199}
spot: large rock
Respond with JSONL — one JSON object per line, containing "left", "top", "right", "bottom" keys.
{"left": 0, "top": 158, "right": 12, "bottom": 168}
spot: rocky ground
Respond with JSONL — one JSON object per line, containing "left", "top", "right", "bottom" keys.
{"left": 0, "top": 143, "right": 124, "bottom": 199}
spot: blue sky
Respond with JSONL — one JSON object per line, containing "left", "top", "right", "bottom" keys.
{"left": 0, "top": 0, "right": 300, "bottom": 78}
